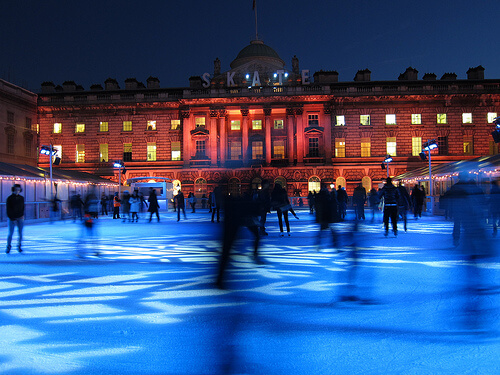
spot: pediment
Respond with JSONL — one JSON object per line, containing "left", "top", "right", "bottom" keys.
{"left": 304, "top": 126, "right": 324, "bottom": 135}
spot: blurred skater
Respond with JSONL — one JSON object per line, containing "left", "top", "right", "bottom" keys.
{"left": 379, "top": 177, "right": 400, "bottom": 237}
{"left": 175, "top": 189, "right": 186, "bottom": 221}
{"left": 5, "top": 184, "right": 24, "bottom": 254}
{"left": 113, "top": 192, "right": 121, "bottom": 219}
{"left": 368, "top": 187, "right": 380, "bottom": 222}
{"left": 352, "top": 183, "right": 366, "bottom": 220}
{"left": 121, "top": 190, "right": 131, "bottom": 222}
{"left": 271, "top": 184, "right": 298, "bottom": 237}
{"left": 148, "top": 188, "right": 160, "bottom": 222}
{"left": 315, "top": 184, "right": 340, "bottom": 251}
{"left": 129, "top": 190, "right": 141, "bottom": 222}
{"left": 397, "top": 181, "right": 412, "bottom": 232}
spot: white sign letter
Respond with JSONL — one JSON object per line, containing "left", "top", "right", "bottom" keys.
{"left": 252, "top": 71, "right": 261, "bottom": 87}
{"left": 202, "top": 72, "right": 211, "bottom": 88}
{"left": 227, "top": 72, "right": 236, "bottom": 87}
{"left": 301, "top": 69, "right": 310, "bottom": 85}
{"left": 276, "top": 70, "right": 284, "bottom": 85}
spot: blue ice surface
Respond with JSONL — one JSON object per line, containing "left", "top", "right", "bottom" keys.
{"left": 0, "top": 210, "right": 498, "bottom": 374}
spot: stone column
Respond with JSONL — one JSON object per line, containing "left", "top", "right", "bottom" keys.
{"left": 209, "top": 108, "right": 218, "bottom": 167}
{"left": 296, "top": 107, "right": 304, "bottom": 164}
{"left": 323, "top": 104, "right": 332, "bottom": 162}
{"left": 264, "top": 107, "right": 272, "bottom": 164}
{"left": 241, "top": 108, "right": 250, "bottom": 164}
{"left": 219, "top": 110, "right": 227, "bottom": 166}
{"left": 286, "top": 107, "right": 295, "bottom": 164}
{"left": 181, "top": 109, "right": 191, "bottom": 167}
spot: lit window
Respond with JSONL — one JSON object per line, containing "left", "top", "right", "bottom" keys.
{"left": 252, "top": 141, "right": 263, "bottom": 159}
{"left": 230, "top": 141, "right": 242, "bottom": 160}
{"left": 147, "top": 143, "right": 156, "bottom": 161}
{"left": 99, "top": 144, "right": 108, "bottom": 162}
{"left": 437, "top": 114, "right": 447, "bottom": 124}
{"left": 274, "top": 119, "right": 284, "bottom": 129}
{"left": 252, "top": 119, "right": 262, "bottom": 130}
{"left": 385, "top": 114, "right": 396, "bottom": 125}
{"left": 361, "top": 138, "right": 371, "bottom": 157}
{"left": 336, "top": 115, "right": 345, "bottom": 126}
{"left": 308, "top": 138, "right": 319, "bottom": 157}
{"left": 196, "top": 140, "right": 206, "bottom": 157}
{"left": 411, "top": 114, "right": 422, "bottom": 125}
{"left": 99, "top": 121, "right": 108, "bottom": 132}
{"left": 463, "top": 137, "right": 474, "bottom": 155}
{"left": 273, "top": 140, "right": 285, "bottom": 159}
{"left": 75, "top": 123, "right": 85, "bottom": 133}
{"left": 171, "top": 120, "right": 180, "bottom": 130}
{"left": 462, "top": 113, "right": 472, "bottom": 124}
{"left": 171, "top": 141, "right": 181, "bottom": 160}
{"left": 308, "top": 114, "right": 319, "bottom": 126}
{"left": 308, "top": 176, "right": 321, "bottom": 193}
{"left": 195, "top": 117, "right": 206, "bottom": 127}
{"left": 123, "top": 143, "right": 132, "bottom": 161}
{"left": 76, "top": 144, "right": 85, "bottom": 163}
{"left": 231, "top": 120, "right": 241, "bottom": 130}
{"left": 335, "top": 139, "right": 346, "bottom": 158}
{"left": 412, "top": 137, "right": 422, "bottom": 156}
{"left": 147, "top": 120, "right": 157, "bottom": 130}
{"left": 386, "top": 137, "right": 397, "bottom": 156}
{"left": 123, "top": 121, "right": 133, "bottom": 131}
{"left": 360, "top": 115, "right": 370, "bottom": 126}
{"left": 488, "top": 112, "right": 498, "bottom": 123}
{"left": 53, "top": 123, "right": 62, "bottom": 133}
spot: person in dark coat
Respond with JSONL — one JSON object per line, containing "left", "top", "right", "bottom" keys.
{"left": 256, "top": 180, "right": 271, "bottom": 235}
{"left": 100, "top": 193, "right": 108, "bottom": 216}
{"left": 121, "top": 190, "right": 131, "bottom": 222}
{"left": 411, "top": 184, "right": 425, "bottom": 219}
{"left": 337, "top": 185, "right": 348, "bottom": 220}
{"left": 352, "top": 183, "right": 367, "bottom": 220}
{"left": 211, "top": 186, "right": 223, "bottom": 223}
{"left": 271, "top": 184, "right": 298, "bottom": 237}
{"left": 6, "top": 184, "right": 25, "bottom": 253}
{"left": 308, "top": 191, "right": 315, "bottom": 214}
{"left": 70, "top": 193, "right": 84, "bottom": 221}
{"left": 368, "top": 188, "right": 380, "bottom": 222}
{"left": 379, "top": 177, "right": 400, "bottom": 236}
{"left": 314, "top": 184, "right": 340, "bottom": 251}
{"left": 397, "top": 181, "right": 412, "bottom": 232}
{"left": 148, "top": 188, "right": 160, "bottom": 222}
{"left": 175, "top": 190, "right": 186, "bottom": 221}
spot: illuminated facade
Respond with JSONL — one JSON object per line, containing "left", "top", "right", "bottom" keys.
{"left": 1, "top": 79, "right": 38, "bottom": 166}
{"left": 37, "top": 40, "right": 500, "bottom": 198}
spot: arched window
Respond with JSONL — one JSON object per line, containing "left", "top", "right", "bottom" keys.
{"left": 194, "top": 178, "right": 207, "bottom": 198}
{"left": 251, "top": 177, "right": 262, "bottom": 191}
{"left": 172, "top": 180, "right": 181, "bottom": 197}
{"left": 308, "top": 176, "right": 321, "bottom": 193}
{"left": 362, "top": 176, "right": 372, "bottom": 192}
{"left": 274, "top": 176, "right": 286, "bottom": 189}
{"left": 228, "top": 178, "right": 241, "bottom": 196}
{"left": 336, "top": 176, "right": 346, "bottom": 190}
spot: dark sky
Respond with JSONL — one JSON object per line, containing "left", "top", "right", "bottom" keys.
{"left": 1, "top": 0, "right": 498, "bottom": 92}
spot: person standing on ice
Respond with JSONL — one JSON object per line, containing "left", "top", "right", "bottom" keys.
{"left": 148, "top": 188, "right": 160, "bottom": 222}
{"left": 6, "top": 184, "right": 25, "bottom": 254}
{"left": 397, "top": 181, "right": 412, "bottom": 232}
{"left": 129, "top": 189, "right": 141, "bottom": 222}
{"left": 379, "top": 177, "right": 400, "bottom": 236}
{"left": 174, "top": 189, "right": 186, "bottom": 221}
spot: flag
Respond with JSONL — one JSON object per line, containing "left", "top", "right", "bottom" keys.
{"left": 253, "top": 0, "right": 256, "bottom": 10}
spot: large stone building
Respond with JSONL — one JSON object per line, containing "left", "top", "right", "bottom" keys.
{"left": 0, "top": 79, "right": 38, "bottom": 166}
{"left": 36, "top": 39, "right": 500, "bottom": 200}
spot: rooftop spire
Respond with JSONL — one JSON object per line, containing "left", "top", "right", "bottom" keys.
{"left": 253, "top": 0, "right": 259, "bottom": 40}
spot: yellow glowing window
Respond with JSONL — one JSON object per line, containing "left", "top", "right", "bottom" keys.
{"left": 123, "top": 121, "right": 133, "bottom": 131}
{"left": 76, "top": 144, "right": 85, "bottom": 163}
{"left": 252, "top": 141, "right": 263, "bottom": 159}
{"left": 462, "top": 113, "right": 472, "bottom": 124}
{"left": 230, "top": 141, "right": 242, "bottom": 160}
{"left": 147, "top": 120, "right": 157, "bottom": 130}
{"left": 252, "top": 120, "right": 262, "bottom": 130}
{"left": 147, "top": 143, "right": 156, "bottom": 161}
{"left": 335, "top": 139, "right": 346, "bottom": 158}
{"left": 171, "top": 141, "right": 181, "bottom": 160}
{"left": 437, "top": 114, "right": 447, "bottom": 124}
{"left": 336, "top": 115, "right": 345, "bottom": 126}
{"left": 360, "top": 115, "right": 370, "bottom": 126}
{"left": 274, "top": 119, "right": 284, "bottom": 129}
{"left": 195, "top": 117, "right": 206, "bottom": 127}
{"left": 171, "top": 120, "right": 180, "bottom": 130}
{"left": 273, "top": 140, "right": 285, "bottom": 159}
{"left": 488, "top": 112, "right": 498, "bottom": 123}
{"left": 361, "top": 138, "right": 371, "bottom": 157}
{"left": 386, "top": 137, "right": 397, "bottom": 156}
{"left": 99, "top": 121, "right": 108, "bottom": 132}
{"left": 53, "top": 145, "right": 62, "bottom": 159}
{"left": 99, "top": 144, "right": 108, "bottom": 162}
{"left": 412, "top": 137, "right": 422, "bottom": 156}
{"left": 53, "top": 123, "right": 62, "bottom": 133}
{"left": 231, "top": 120, "right": 241, "bottom": 130}
{"left": 385, "top": 114, "right": 396, "bottom": 125}
{"left": 411, "top": 114, "right": 421, "bottom": 125}
{"left": 75, "top": 123, "right": 85, "bottom": 133}
{"left": 464, "top": 138, "right": 473, "bottom": 155}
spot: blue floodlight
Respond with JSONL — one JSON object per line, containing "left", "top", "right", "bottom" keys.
{"left": 113, "top": 160, "right": 124, "bottom": 168}
{"left": 422, "top": 139, "right": 438, "bottom": 152}
{"left": 40, "top": 145, "right": 57, "bottom": 156}
{"left": 384, "top": 155, "right": 393, "bottom": 163}
{"left": 284, "top": 72, "right": 289, "bottom": 78}
{"left": 245, "top": 74, "right": 250, "bottom": 80}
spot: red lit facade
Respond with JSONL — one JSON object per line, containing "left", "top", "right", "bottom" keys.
{"left": 37, "top": 41, "right": 500, "bottom": 198}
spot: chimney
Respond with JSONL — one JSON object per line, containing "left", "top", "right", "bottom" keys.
{"left": 467, "top": 65, "right": 485, "bottom": 80}
{"left": 90, "top": 84, "right": 104, "bottom": 91}
{"left": 422, "top": 73, "right": 437, "bottom": 81}
{"left": 440, "top": 73, "right": 457, "bottom": 81}
{"left": 354, "top": 69, "right": 371, "bottom": 82}
{"left": 125, "top": 78, "right": 140, "bottom": 90}
{"left": 41, "top": 81, "right": 55, "bottom": 93}
{"left": 62, "top": 81, "right": 77, "bottom": 92}
{"left": 313, "top": 70, "right": 339, "bottom": 83}
{"left": 189, "top": 76, "right": 203, "bottom": 89}
{"left": 398, "top": 67, "right": 418, "bottom": 81}
{"left": 105, "top": 78, "right": 120, "bottom": 90}
{"left": 146, "top": 76, "right": 160, "bottom": 89}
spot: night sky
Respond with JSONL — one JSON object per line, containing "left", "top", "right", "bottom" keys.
{"left": 1, "top": 0, "right": 498, "bottom": 93}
